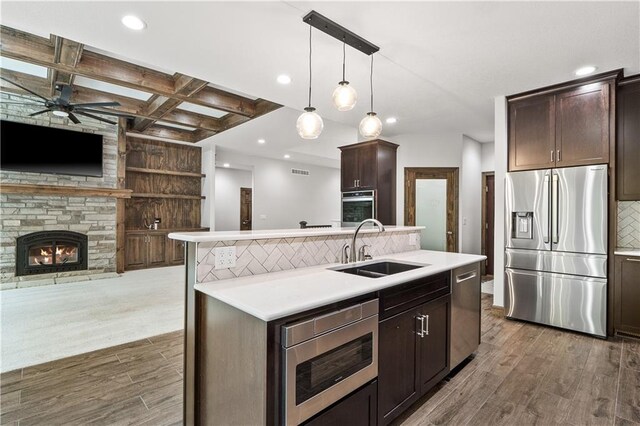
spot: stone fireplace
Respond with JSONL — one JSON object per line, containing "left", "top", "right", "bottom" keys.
{"left": 16, "top": 231, "right": 88, "bottom": 276}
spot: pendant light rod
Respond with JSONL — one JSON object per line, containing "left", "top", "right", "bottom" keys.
{"left": 308, "top": 25, "right": 312, "bottom": 108}
{"left": 303, "top": 10, "right": 379, "bottom": 56}
{"left": 369, "top": 54, "right": 374, "bottom": 111}
{"left": 342, "top": 40, "right": 346, "bottom": 82}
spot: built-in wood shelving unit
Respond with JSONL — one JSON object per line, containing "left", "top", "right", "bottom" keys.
{"left": 130, "top": 193, "right": 205, "bottom": 200}
{"left": 126, "top": 167, "right": 206, "bottom": 178}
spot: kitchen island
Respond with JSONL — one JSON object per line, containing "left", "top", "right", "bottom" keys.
{"left": 169, "top": 228, "right": 484, "bottom": 425}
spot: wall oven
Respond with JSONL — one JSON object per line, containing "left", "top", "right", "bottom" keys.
{"left": 341, "top": 190, "right": 375, "bottom": 227}
{"left": 282, "top": 299, "right": 379, "bottom": 425}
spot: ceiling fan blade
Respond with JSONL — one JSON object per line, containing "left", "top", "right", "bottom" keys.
{"left": 74, "top": 111, "right": 117, "bottom": 125}
{"left": 0, "top": 76, "right": 50, "bottom": 102}
{"left": 57, "top": 84, "right": 73, "bottom": 103}
{"left": 74, "top": 107, "right": 134, "bottom": 119}
{"left": 29, "top": 109, "right": 51, "bottom": 117}
{"left": 71, "top": 101, "right": 121, "bottom": 108}
{"left": 68, "top": 112, "right": 81, "bottom": 124}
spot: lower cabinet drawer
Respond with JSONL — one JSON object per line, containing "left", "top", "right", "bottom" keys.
{"left": 302, "top": 381, "right": 377, "bottom": 426}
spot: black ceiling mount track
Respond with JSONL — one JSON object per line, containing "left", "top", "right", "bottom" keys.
{"left": 303, "top": 10, "right": 380, "bottom": 56}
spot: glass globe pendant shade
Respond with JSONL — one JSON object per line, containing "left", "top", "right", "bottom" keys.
{"left": 297, "top": 107, "right": 324, "bottom": 139}
{"left": 359, "top": 112, "right": 382, "bottom": 139}
{"left": 332, "top": 81, "right": 357, "bottom": 111}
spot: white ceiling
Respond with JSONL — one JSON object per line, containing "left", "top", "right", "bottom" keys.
{"left": 1, "top": 1, "right": 638, "bottom": 165}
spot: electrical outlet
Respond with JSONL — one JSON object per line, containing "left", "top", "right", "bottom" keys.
{"left": 215, "top": 246, "right": 236, "bottom": 269}
{"left": 409, "top": 234, "right": 418, "bottom": 245}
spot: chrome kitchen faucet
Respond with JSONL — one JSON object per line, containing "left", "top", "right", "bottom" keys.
{"left": 349, "top": 219, "right": 385, "bottom": 263}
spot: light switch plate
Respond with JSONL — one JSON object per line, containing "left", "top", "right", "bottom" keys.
{"left": 409, "top": 234, "right": 418, "bottom": 245}
{"left": 215, "top": 246, "right": 236, "bottom": 269}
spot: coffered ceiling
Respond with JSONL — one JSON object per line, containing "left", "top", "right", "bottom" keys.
{"left": 1, "top": 1, "right": 638, "bottom": 161}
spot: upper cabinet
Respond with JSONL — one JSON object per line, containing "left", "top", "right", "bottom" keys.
{"left": 339, "top": 139, "right": 399, "bottom": 225}
{"left": 508, "top": 71, "right": 619, "bottom": 171}
{"left": 617, "top": 76, "right": 640, "bottom": 200}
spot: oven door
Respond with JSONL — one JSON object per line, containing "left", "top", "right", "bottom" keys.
{"left": 284, "top": 315, "right": 378, "bottom": 425}
{"left": 341, "top": 193, "right": 375, "bottom": 226}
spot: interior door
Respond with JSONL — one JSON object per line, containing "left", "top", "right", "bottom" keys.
{"left": 405, "top": 168, "right": 458, "bottom": 252}
{"left": 483, "top": 174, "right": 495, "bottom": 275}
{"left": 240, "top": 187, "right": 252, "bottom": 231}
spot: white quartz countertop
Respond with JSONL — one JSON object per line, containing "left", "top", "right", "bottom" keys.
{"left": 168, "top": 226, "right": 423, "bottom": 243}
{"left": 195, "top": 250, "right": 486, "bottom": 321}
{"left": 615, "top": 248, "right": 640, "bottom": 257}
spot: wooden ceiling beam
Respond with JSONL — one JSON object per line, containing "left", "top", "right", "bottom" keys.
{"left": 0, "top": 26, "right": 259, "bottom": 117}
{"left": 0, "top": 69, "right": 224, "bottom": 133}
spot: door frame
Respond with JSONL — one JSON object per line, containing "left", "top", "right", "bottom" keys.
{"left": 481, "top": 172, "right": 495, "bottom": 276}
{"left": 404, "top": 167, "right": 459, "bottom": 252}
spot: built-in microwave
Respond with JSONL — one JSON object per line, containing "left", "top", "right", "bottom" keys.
{"left": 341, "top": 190, "right": 375, "bottom": 227}
{"left": 281, "top": 299, "right": 379, "bottom": 425}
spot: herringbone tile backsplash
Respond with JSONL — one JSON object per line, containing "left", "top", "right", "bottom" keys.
{"left": 617, "top": 201, "right": 640, "bottom": 249}
{"left": 196, "top": 230, "right": 421, "bottom": 283}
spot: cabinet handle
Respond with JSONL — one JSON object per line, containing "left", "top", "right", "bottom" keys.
{"left": 557, "top": 149, "right": 561, "bottom": 162}
{"left": 551, "top": 150, "right": 554, "bottom": 162}
{"left": 425, "top": 314, "right": 429, "bottom": 336}
{"left": 627, "top": 258, "right": 640, "bottom": 262}
{"left": 417, "top": 316, "right": 425, "bottom": 338}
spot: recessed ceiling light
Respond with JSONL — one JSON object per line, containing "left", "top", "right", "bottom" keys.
{"left": 223, "top": 163, "right": 230, "bottom": 168}
{"left": 121, "top": 15, "right": 146, "bottom": 31}
{"left": 258, "top": 138, "right": 266, "bottom": 144}
{"left": 386, "top": 117, "right": 397, "bottom": 124}
{"left": 52, "top": 110, "right": 69, "bottom": 117}
{"left": 277, "top": 75, "right": 292, "bottom": 85}
{"left": 283, "top": 154, "right": 291, "bottom": 159}
{"left": 575, "top": 66, "right": 596, "bottom": 77}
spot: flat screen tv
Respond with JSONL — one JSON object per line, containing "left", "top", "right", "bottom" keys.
{"left": 1, "top": 120, "right": 103, "bottom": 177}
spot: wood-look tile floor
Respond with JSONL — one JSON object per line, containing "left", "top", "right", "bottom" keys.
{"left": 2, "top": 294, "right": 639, "bottom": 425}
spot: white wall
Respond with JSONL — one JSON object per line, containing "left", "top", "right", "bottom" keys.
{"left": 214, "top": 148, "right": 340, "bottom": 230}
{"left": 201, "top": 146, "right": 215, "bottom": 228}
{"left": 493, "top": 97, "right": 508, "bottom": 308}
{"left": 481, "top": 142, "right": 495, "bottom": 172}
{"left": 214, "top": 167, "right": 253, "bottom": 231}
{"left": 460, "top": 136, "right": 482, "bottom": 255}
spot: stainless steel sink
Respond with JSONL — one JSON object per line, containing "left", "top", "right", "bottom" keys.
{"left": 330, "top": 261, "right": 429, "bottom": 279}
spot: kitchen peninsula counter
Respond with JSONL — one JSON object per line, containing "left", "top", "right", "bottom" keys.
{"left": 195, "top": 249, "right": 485, "bottom": 321}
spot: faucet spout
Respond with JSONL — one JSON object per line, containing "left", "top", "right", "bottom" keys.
{"left": 350, "top": 218, "right": 385, "bottom": 263}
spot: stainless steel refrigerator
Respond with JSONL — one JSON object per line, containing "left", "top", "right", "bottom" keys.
{"left": 505, "top": 164, "right": 608, "bottom": 337}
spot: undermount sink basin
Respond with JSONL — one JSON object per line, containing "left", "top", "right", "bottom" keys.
{"left": 330, "top": 261, "right": 428, "bottom": 279}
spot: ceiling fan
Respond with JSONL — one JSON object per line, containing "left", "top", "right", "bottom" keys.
{"left": 0, "top": 76, "right": 133, "bottom": 125}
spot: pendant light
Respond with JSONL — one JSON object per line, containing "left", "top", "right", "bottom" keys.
{"left": 359, "top": 54, "right": 382, "bottom": 139}
{"left": 332, "top": 40, "right": 357, "bottom": 111}
{"left": 297, "top": 26, "right": 323, "bottom": 139}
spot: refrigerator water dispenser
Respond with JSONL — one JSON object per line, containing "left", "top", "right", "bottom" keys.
{"left": 512, "top": 212, "right": 533, "bottom": 239}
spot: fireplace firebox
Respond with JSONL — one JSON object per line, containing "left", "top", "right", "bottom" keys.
{"left": 16, "top": 231, "right": 88, "bottom": 276}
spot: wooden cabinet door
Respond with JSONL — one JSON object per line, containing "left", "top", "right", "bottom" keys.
{"left": 508, "top": 95, "right": 556, "bottom": 171}
{"left": 378, "top": 309, "right": 419, "bottom": 425}
{"left": 357, "top": 144, "right": 378, "bottom": 189}
{"left": 169, "top": 239, "right": 185, "bottom": 265}
{"left": 147, "top": 234, "right": 167, "bottom": 267}
{"left": 341, "top": 148, "right": 359, "bottom": 191}
{"left": 125, "top": 233, "right": 147, "bottom": 270}
{"left": 555, "top": 82, "right": 610, "bottom": 167}
{"left": 614, "top": 256, "right": 640, "bottom": 337}
{"left": 417, "top": 296, "right": 450, "bottom": 394}
{"left": 304, "top": 381, "right": 377, "bottom": 426}
{"left": 617, "top": 79, "right": 640, "bottom": 200}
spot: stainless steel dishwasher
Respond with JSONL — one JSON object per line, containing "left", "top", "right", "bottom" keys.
{"left": 450, "top": 262, "right": 481, "bottom": 369}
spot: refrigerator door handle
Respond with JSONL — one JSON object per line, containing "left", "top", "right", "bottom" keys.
{"left": 552, "top": 173, "right": 559, "bottom": 244}
{"left": 542, "top": 173, "right": 550, "bottom": 244}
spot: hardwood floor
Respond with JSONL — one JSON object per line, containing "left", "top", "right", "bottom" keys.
{"left": 1, "top": 294, "right": 639, "bottom": 425}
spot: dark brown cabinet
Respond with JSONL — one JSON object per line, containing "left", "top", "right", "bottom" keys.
{"left": 614, "top": 255, "right": 640, "bottom": 337}
{"left": 377, "top": 272, "right": 450, "bottom": 426}
{"left": 617, "top": 76, "right": 640, "bottom": 200}
{"left": 508, "top": 73, "right": 618, "bottom": 171}
{"left": 168, "top": 238, "right": 185, "bottom": 265}
{"left": 339, "top": 140, "right": 399, "bottom": 225}
{"left": 303, "top": 381, "right": 377, "bottom": 426}
{"left": 125, "top": 231, "right": 167, "bottom": 270}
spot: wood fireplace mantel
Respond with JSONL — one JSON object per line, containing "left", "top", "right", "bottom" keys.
{"left": 1, "top": 184, "right": 133, "bottom": 198}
